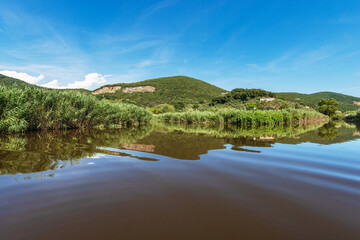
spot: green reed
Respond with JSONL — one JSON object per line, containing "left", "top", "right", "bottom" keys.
{"left": 155, "top": 109, "right": 328, "bottom": 126}
{"left": 0, "top": 86, "right": 152, "bottom": 132}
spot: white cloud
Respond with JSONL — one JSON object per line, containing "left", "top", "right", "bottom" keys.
{"left": 40, "top": 79, "right": 65, "bottom": 89}
{"left": 0, "top": 70, "right": 44, "bottom": 84}
{"left": 40, "top": 73, "right": 111, "bottom": 89}
{"left": 67, "top": 73, "right": 110, "bottom": 89}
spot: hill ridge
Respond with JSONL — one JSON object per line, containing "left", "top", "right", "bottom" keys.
{"left": 93, "top": 76, "right": 227, "bottom": 107}
{"left": 277, "top": 91, "right": 360, "bottom": 112}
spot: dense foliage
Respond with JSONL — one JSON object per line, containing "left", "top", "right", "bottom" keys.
{"left": 156, "top": 109, "right": 328, "bottom": 126}
{"left": 277, "top": 91, "right": 360, "bottom": 112}
{"left": 94, "top": 76, "right": 226, "bottom": 107}
{"left": 210, "top": 88, "right": 275, "bottom": 105}
{"left": 0, "top": 86, "right": 152, "bottom": 132}
{"left": 345, "top": 111, "right": 360, "bottom": 124}
{"left": 318, "top": 98, "right": 339, "bottom": 117}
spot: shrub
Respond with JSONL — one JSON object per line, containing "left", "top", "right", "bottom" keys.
{"left": 345, "top": 111, "right": 360, "bottom": 124}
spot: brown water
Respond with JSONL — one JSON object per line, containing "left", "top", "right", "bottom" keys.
{"left": 0, "top": 122, "right": 359, "bottom": 240}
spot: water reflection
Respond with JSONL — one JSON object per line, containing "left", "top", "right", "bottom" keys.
{"left": 318, "top": 122, "right": 339, "bottom": 140}
{"left": 1, "top": 122, "right": 360, "bottom": 240}
{"left": 0, "top": 122, "right": 359, "bottom": 175}
{"left": 0, "top": 125, "right": 154, "bottom": 175}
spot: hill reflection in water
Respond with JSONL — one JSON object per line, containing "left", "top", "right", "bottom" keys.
{"left": 0, "top": 122, "right": 359, "bottom": 175}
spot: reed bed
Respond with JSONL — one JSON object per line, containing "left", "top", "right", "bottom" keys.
{"left": 0, "top": 86, "right": 152, "bottom": 132}
{"left": 155, "top": 109, "right": 328, "bottom": 126}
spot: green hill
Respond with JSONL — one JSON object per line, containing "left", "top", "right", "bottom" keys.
{"left": 94, "top": 76, "right": 227, "bottom": 107}
{"left": 277, "top": 91, "right": 360, "bottom": 112}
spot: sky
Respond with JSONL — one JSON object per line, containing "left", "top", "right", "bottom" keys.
{"left": 0, "top": 0, "right": 360, "bottom": 96}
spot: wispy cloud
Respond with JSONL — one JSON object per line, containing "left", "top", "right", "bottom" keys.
{"left": 247, "top": 53, "right": 291, "bottom": 73}
{"left": 292, "top": 46, "right": 337, "bottom": 68}
{"left": 137, "top": 0, "right": 177, "bottom": 23}
{"left": 0, "top": 8, "right": 89, "bottom": 84}
{"left": 0, "top": 9, "right": 22, "bottom": 27}
{"left": 96, "top": 40, "right": 164, "bottom": 56}
{"left": 135, "top": 47, "right": 173, "bottom": 68}
{"left": 247, "top": 46, "right": 340, "bottom": 73}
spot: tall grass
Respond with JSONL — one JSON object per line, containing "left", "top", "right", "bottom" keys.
{"left": 0, "top": 86, "right": 152, "bottom": 132}
{"left": 155, "top": 109, "right": 328, "bottom": 126}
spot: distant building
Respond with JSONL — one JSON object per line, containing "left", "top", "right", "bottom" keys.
{"left": 260, "top": 97, "right": 275, "bottom": 102}
{"left": 353, "top": 101, "right": 360, "bottom": 106}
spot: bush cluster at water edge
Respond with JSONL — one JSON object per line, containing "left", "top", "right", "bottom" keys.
{"left": 0, "top": 86, "right": 152, "bottom": 132}
{"left": 155, "top": 109, "right": 328, "bottom": 126}
{"left": 344, "top": 111, "right": 360, "bottom": 125}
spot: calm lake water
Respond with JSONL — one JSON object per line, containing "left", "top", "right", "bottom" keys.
{"left": 0, "top": 122, "right": 359, "bottom": 240}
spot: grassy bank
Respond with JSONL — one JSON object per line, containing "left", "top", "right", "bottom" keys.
{"left": 0, "top": 86, "right": 152, "bottom": 132}
{"left": 155, "top": 109, "right": 328, "bottom": 126}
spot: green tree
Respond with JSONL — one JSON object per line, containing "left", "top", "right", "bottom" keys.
{"left": 318, "top": 98, "right": 338, "bottom": 117}
{"left": 210, "top": 88, "right": 275, "bottom": 106}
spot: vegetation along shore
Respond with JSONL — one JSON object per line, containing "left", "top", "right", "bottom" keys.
{"left": 1, "top": 74, "right": 359, "bottom": 132}
{"left": 155, "top": 109, "right": 328, "bottom": 126}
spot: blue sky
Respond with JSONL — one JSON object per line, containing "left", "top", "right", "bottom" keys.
{"left": 0, "top": 0, "right": 360, "bottom": 96}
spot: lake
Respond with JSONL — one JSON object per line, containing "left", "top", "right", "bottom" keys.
{"left": 0, "top": 122, "right": 359, "bottom": 240}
